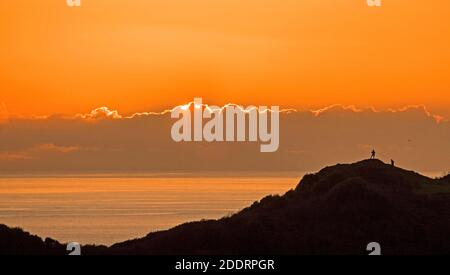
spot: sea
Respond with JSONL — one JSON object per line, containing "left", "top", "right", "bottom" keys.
{"left": 0, "top": 174, "right": 299, "bottom": 245}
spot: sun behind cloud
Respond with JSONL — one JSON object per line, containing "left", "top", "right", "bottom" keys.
{"left": 0, "top": 1, "right": 449, "bottom": 117}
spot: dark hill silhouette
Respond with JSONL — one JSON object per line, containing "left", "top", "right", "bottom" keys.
{"left": 0, "top": 225, "right": 65, "bottom": 255}
{"left": 1, "top": 160, "right": 449, "bottom": 255}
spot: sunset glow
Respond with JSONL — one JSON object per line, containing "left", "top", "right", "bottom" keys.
{"left": 0, "top": 1, "right": 449, "bottom": 258}
{"left": 1, "top": 0, "right": 449, "bottom": 117}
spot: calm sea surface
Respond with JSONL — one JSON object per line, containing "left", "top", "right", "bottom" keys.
{"left": 0, "top": 176, "right": 298, "bottom": 245}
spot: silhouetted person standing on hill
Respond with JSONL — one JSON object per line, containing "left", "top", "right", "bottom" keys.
{"left": 371, "top": 149, "right": 376, "bottom": 159}
{"left": 391, "top": 159, "right": 395, "bottom": 166}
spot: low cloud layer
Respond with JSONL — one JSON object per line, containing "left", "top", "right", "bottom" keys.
{"left": 0, "top": 105, "right": 448, "bottom": 175}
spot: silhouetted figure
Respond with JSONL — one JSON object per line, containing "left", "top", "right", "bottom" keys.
{"left": 391, "top": 159, "right": 395, "bottom": 166}
{"left": 371, "top": 149, "right": 376, "bottom": 159}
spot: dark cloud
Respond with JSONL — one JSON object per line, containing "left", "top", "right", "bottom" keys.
{"left": 0, "top": 105, "right": 448, "bottom": 174}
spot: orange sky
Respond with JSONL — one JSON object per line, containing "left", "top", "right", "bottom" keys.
{"left": 1, "top": 0, "right": 450, "bottom": 117}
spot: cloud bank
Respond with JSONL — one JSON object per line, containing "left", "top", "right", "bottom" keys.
{"left": 0, "top": 104, "right": 448, "bottom": 174}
